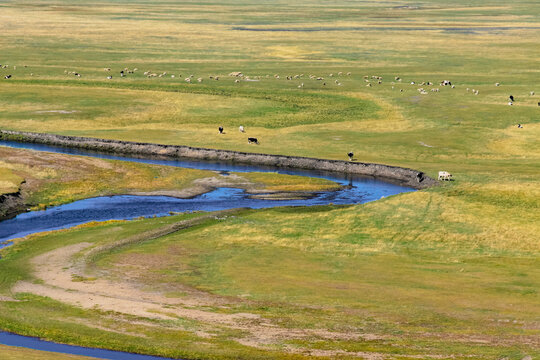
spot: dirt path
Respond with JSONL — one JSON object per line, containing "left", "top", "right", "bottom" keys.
{"left": 11, "top": 220, "right": 393, "bottom": 356}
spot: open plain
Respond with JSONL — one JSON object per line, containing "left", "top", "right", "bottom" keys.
{"left": 0, "top": 0, "right": 539, "bottom": 359}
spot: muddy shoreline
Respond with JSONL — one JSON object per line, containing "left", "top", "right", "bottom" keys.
{"left": 0, "top": 130, "right": 437, "bottom": 191}
{"left": 0, "top": 191, "right": 26, "bottom": 222}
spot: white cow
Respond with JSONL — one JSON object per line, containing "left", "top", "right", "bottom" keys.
{"left": 438, "top": 171, "right": 453, "bottom": 181}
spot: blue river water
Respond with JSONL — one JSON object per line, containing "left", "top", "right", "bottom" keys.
{"left": 0, "top": 139, "right": 415, "bottom": 359}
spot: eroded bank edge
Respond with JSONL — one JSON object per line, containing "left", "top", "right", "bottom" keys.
{"left": 0, "top": 130, "right": 437, "bottom": 191}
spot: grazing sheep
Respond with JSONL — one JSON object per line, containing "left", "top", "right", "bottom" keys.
{"left": 508, "top": 102, "right": 513, "bottom": 106}
{"left": 107, "top": 75, "right": 112, "bottom": 80}
{"left": 438, "top": 171, "right": 452, "bottom": 181}
{"left": 530, "top": 91, "right": 535, "bottom": 96}
{"left": 239, "top": 126, "right": 245, "bottom": 133}
{"left": 298, "top": 83, "right": 304, "bottom": 88}
{"left": 197, "top": 77, "right": 202, "bottom": 83}
{"left": 234, "top": 79, "right": 240, "bottom": 83}
{"left": 104, "top": 68, "right": 111, "bottom": 71}
{"left": 346, "top": 72, "right": 351, "bottom": 76}
{"left": 495, "top": 82, "right": 500, "bottom": 86}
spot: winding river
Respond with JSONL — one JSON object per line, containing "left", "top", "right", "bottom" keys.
{"left": 0, "top": 140, "right": 415, "bottom": 359}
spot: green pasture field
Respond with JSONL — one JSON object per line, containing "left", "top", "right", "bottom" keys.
{"left": 0, "top": 0, "right": 539, "bottom": 359}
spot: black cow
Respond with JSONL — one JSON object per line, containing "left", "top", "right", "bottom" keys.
{"left": 248, "top": 137, "right": 259, "bottom": 144}
{"left": 509, "top": 95, "right": 514, "bottom": 102}
{"left": 218, "top": 126, "right": 224, "bottom": 134}
{"left": 347, "top": 152, "right": 354, "bottom": 161}
{"left": 4, "top": 75, "right": 11, "bottom": 79}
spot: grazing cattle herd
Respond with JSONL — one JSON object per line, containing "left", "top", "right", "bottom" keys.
{"left": 1, "top": 63, "right": 538, "bottom": 182}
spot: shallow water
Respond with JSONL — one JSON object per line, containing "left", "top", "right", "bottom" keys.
{"left": 0, "top": 140, "right": 414, "bottom": 358}
{"left": 0, "top": 331, "right": 175, "bottom": 360}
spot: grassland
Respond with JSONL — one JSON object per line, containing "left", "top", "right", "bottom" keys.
{"left": 0, "top": 0, "right": 539, "bottom": 359}
{"left": 0, "top": 345, "right": 98, "bottom": 360}
{"left": 0, "top": 169, "right": 23, "bottom": 195}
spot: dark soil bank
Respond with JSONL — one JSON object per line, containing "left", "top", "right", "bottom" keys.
{"left": 0, "top": 191, "right": 25, "bottom": 221}
{"left": 0, "top": 130, "right": 437, "bottom": 189}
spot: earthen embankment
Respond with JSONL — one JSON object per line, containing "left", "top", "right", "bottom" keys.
{"left": 0, "top": 130, "right": 437, "bottom": 190}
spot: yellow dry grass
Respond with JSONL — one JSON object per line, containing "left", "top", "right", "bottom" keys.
{"left": 0, "top": 168, "right": 24, "bottom": 195}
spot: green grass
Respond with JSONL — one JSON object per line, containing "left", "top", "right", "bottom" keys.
{"left": 0, "top": 0, "right": 539, "bottom": 359}
{"left": 0, "top": 345, "right": 99, "bottom": 360}
{"left": 0, "top": 204, "right": 538, "bottom": 359}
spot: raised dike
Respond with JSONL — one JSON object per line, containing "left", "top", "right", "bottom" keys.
{"left": 0, "top": 130, "right": 437, "bottom": 190}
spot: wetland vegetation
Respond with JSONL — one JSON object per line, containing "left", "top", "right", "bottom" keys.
{"left": 0, "top": 0, "right": 539, "bottom": 359}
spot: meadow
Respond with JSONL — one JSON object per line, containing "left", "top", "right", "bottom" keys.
{"left": 0, "top": 0, "right": 539, "bottom": 359}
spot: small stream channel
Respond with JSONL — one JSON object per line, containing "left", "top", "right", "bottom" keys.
{"left": 0, "top": 139, "right": 415, "bottom": 359}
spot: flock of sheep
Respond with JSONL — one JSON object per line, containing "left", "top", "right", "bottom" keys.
{"left": 1, "top": 63, "right": 537, "bottom": 105}
{"left": 1, "top": 63, "right": 537, "bottom": 148}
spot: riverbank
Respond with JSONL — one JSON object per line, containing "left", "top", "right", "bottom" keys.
{"left": 0, "top": 191, "right": 26, "bottom": 221}
{"left": 0, "top": 130, "right": 437, "bottom": 190}
{"left": 0, "top": 145, "right": 344, "bottom": 222}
